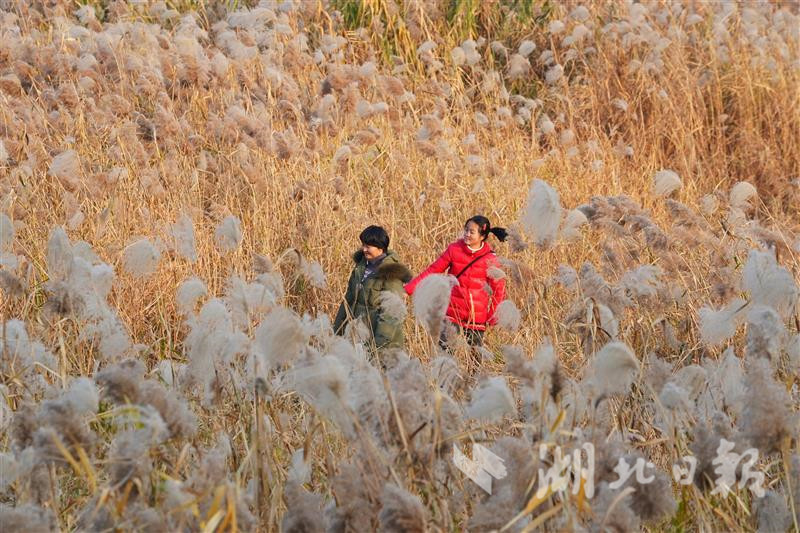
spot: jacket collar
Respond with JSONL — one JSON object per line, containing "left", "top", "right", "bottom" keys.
{"left": 352, "top": 249, "right": 412, "bottom": 282}
{"left": 458, "top": 238, "right": 492, "bottom": 256}
{"left": 367, "top": 252, "right": 387, "bottom": 265}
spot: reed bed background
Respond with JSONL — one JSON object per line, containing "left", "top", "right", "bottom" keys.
{"left": 0, "top": 0, "right": 799, "bottom": 531}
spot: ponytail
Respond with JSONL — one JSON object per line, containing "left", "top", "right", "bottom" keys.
{"left": 465, "top": 215, "right": 507, "bottom": 242}
{"left": 488, "top": 226, "right": 508, "bottom": 242}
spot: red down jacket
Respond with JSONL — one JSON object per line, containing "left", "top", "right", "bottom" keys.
{"left": 404, "top": 239, "right": 505, "bottom": 330}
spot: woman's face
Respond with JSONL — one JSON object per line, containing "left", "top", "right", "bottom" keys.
{"left": 463, "top": 221, "right": 484, "bottom": 247}
{"left": 362, "top": 243, "right": 384, "bottom": 261}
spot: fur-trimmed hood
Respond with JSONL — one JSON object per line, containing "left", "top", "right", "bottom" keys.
{"left": 352, "top": 250, "right": 412, "bottom": 283}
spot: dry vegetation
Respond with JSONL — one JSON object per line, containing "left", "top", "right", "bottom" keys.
{"left": 1, "top": 0, "right": 799, "bottom": 531}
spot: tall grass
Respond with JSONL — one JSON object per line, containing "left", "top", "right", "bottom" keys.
{"left": 0, "top": 0, "right": 798, "bottom": 531}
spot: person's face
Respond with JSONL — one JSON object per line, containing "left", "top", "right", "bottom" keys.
{"left": 463, "top": 221, "right": 484, "bottom": 247}
{"left": 362, "top": 243, "right": 383, "bottom": 261}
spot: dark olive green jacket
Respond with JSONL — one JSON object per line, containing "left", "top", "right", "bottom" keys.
{"left": 333, "top": 250, "right": 412, "bottom": 350}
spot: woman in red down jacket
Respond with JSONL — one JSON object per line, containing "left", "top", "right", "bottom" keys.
{"left": 404, "top": 215, "right": 507, "bottom": 349}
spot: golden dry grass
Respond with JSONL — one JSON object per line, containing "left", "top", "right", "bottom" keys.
{"left": 1, "top": 0, "right": 799, "bottom": 531}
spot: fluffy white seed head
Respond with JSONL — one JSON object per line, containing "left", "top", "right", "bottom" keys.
{"left": 559, "top": 208, "right": 588, "bottom": 241}
{"left": 559, "top": 128, "right": 576, "bottom": 146}
{"left": 254, "top": 307, "right": 306, "bottom": 372}
{"left": 0, "top": 214, "right": 13, "bottom": 251}
{"left": 494, "top": 300, "right": 521, "bottom": 331}
{"left": 729, "top": 181, "right": 757, "bottom": 209}
{"left": 487, "top": 265, "right": 506, "bottom": 280}
{"left": 47, "top": 226, "right": 74, "bottom": 281}
{"left": 570, "top": 5, "right": 590, "bottom": 20}
{"left": 0, "top": 451, "right": 26, "bottom": 491}
{"left": 157, "top": 359, "right": 181, "bottom": 387}
{"left": 490, "top": 41, "right": 508, "bottom": 58}
{"left": 184, "top": 298, "right": 239, "bottom": 381}
{"left": 618, "top": 265, "right": 663, "bottom": 298}
{"left": 2, "top": 320, "right": 51, "bottom": 369}
{"left": 87, "top": 314, "right": 132, "bottom": 361}
{"left": 553, "top": 264, "right": 578, "bottom": 289}
{"left": 91, "top": 263, "right": 114, "bottom": 300}
{"left": 416, "top": 40, "right": 436, "bottom": 55}
{"left": 356, "top": 99, "right": 374, "bottom": 118}
{"left": 379, "top": 291, "right": 407, "bottom": 321}
{"left": 358, "top": 61, "right": 376, "bottom": 79}
{"left": 549, "top": 20, "right": 565, "bottom": 34}
{"left": 745, "top": 304, "right": 787, "bottom": 363}
{"left": 465, "top": 376, "right": 515, "bottom": 422}
{"left": 686, "top": 13, "right": 704, "bottom": 25}
{"left": 611, "top": 98, "right": 629, "bottom": 111}
{"left": 658, "top": 381, "right": 690, "bottom": 411}
{"left": 518, "top": 40, "right": 536, "bottom": 57}
{"left": 412, "top": 274, "right": 457, "bottom": 339}
{"left": 379, "top": 483, "right": 427, "bottom": 532}
{"left": 592, "top": 301, "right": 619, "bottom": 338}
{"left": 450, "top": 46, "right": 466, "bottom": 66}
{"left": 507, "top": 53, "right": 530, "bottom": 79}
{"left": 48, "top": 150, "right": 82, "bottom": 188}
{"left": 431, "top": 355, "right": 462, "bottom": 394}
{"left": 460, "top": 39, "right": 481, "bottom": 65}
{"left": 211, "top": 51, "right": 230, "bottom": 77}
{"left": 698, "top": 298, "right": 746, "bottom": 345}
{"left": 283, "top": 355, "right": 353, "bottom": 437}
{"left": 64, "top": 377, "right": 99, "bottom": 416}
{"left": 520, "top": 179, "right": 562, "bottom": 248}
{"left": 343, "top": 315, "right": 371, "bottom": 345}
{"left": 300, "top": 258, "right": 327, "bottom": 289}
{"left": 176, "top": 277, "right": 207, "bottom": 315}
{"left": 545, "top": 64, "right": 564, "bottom": 84}
{"left": 122, "top": 238, "right": 161, "bottom": 278}
{"left": 566, "top": 23, "right": 591, "bottom": 46}
{"left": 287, "top": 448, "right": 311, "bottom": 485}
{"left": 700, "top": 194, "right": 718, "bottom": 215}
{"left": 786, "top": 334, "right": 800, "bottom": 373}
{"left": 711, "top": 347, "right": 746, "bottom": 416}
{"left": 754, "top": 490, "right": 793, "bottom": 533}
{"left": 530, "top": 340, "right": 558, "bottom": 378}
{"left": 214, "top": 215, "right": 243, "bottom": 253}
{"left": 673, "top": 365, "right": 708, "bottom": 401}
{"left": 614, "top": 140, "right": 634, "bottom": 157}
{"left": 538, "top": 114, "right": 555, "bottom": 135}
{"left": 332, "top": 145, "right": 351, "bottom": 167}
{"left": 742, "top": 249, "right": 798, "bottom": 318}
{"left": 653, "top": 169, "right": 682, "bottom": 197}
{"left": 589, "top": 341, "right": 639, "bottom": 397}
{"left": 367, "top": 100, "right": 393, "bottom": 118}
{"left": 170, "top": 213, "right": 197, "bottom": 263}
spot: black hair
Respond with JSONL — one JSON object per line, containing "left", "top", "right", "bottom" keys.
{"left": 359, "top": 225, "right": 390, "bottom": 251}
{"left": 465, "top": 215, "right": 508, "bottom": 242}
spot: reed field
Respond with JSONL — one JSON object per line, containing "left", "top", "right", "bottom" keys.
{"left": 1, "top": 0, "right": 799, "bottom": 531}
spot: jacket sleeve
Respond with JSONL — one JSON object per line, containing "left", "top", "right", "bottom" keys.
{"left": 404, "top": 245, "right": 452, "bottom": 295}
{"left": 373, "top": 278, "right": 406, "bottom": 348}
{"left": 486, "top": 255, "right": 506, "bottom": 325}
{"left": 333, "top": 270, "right": 357, "bottom": 335}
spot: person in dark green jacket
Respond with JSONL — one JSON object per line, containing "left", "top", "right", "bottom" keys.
{"left": 333, "top": 226, "right": 412, "bottom": 353}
